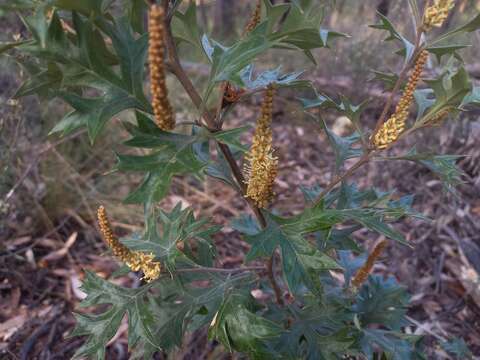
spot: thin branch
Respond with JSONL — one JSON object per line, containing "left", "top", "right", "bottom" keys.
{"left": 160, "top": 3, "right": 284, "bottom": 304}
{"left": 313, "top": 27, "right": 425, "bottom": 205}
{"left": 313, "top": 153, "right": 372, "bottom": 206}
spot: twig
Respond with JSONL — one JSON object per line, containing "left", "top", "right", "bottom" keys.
{"left": 161, "top": 2, "right": 284, "bottom": 304}
{"left": 313, "top": 26, "right": 425, "bottom": 205}
{"left": 314, "top": 153, "right": 372, "bottom": 205}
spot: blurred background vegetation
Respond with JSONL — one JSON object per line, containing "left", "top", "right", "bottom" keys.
{"left": 1, "top": 0, "right": 480, "bottom": 359}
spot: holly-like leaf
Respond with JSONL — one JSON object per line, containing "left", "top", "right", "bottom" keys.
{"left": 354, "top": 275, "right": 409, "bottom": 330}
{"left": 172, "top": 2, "right": 203, "bottom": 53}
{"left": 360, "top": 329, "right": 422, "bottom": 360}
{"left": 211, "top": 126, "right": 250, "bottom": 153}
{"left": 268, "top": 1, "right": 347, "bottom": 54}
{"left": 245, "top": 213, "right": 341, "bottom": 294}
{"left": 413, "top": 88, "right": 436, "bottom": 121}
{"left": 427, "top": 45, "right": 469, "bottom": 63}
{"left": 432, "top": 13, "right": 480, "bottom": 45}
{"left": 319, "top": 118, "right": 362, "bottom": 171}
{"left": 71, "top": 271, "right": 159, "bottom": 359}
{"left": 240, "top": 64, "right": 310, "bottom": 90}
{"left": 125, "top": 0, "right": 147, "bottom": 34}
{"left": 393, "top": 148, "right": 465, "bottom": 192}
{"left": 370, "top": 70, "right": 400, "bottom": 91}
{"left": 208, "top": 23, "right": 277, "bottom": 90}
{"left": 121, "top": 203, "right": 219, "bottom": 270}
{"left": 99, "top": 16, "right": 150, "bottom": 105}
{"left": 209, "top": 292, "right": 283, "bottom": 359}
{"left": 118, "top": 125, "right": 208, "bottom": 206}
{"left": 416, "top": 66, "right": 471, "bottom": 126}
{"left": 273, "top": 297, "right": 357, "bottom": 359}
{"left": 369, "top": 12, "right": 415, "bottom": 63}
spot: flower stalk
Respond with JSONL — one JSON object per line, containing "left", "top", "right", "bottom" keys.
{"left": 97, "top": 206, "right": 161, "bottom": 282}
{"left": 351, "top": 240, "right": 388, "bottom": 288}
{"left": 373, "top": 50, "right": 428, "bottom": 150}
{"left": 423, "top": 0, "right": 455, "bottom": 30}
{"left": 149, "top": 4, "right": 175, "bottom": 131}
{"left": 245, "top": 85, "right": 278, "bottom": 208}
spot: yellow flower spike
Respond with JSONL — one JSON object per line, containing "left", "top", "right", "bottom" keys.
{"left": 424, "top": 0, "right": 455, "bottom": 30}
{"left": 245, "top": 85, "right": 278, "bottom": 208}
{"left": 243, "top": 0, "right": 262, "bottom": 35}
{"left": 373, "top": 50, "right": 429, "bottom": 150}
{"left": 97, "top": 206, "right": 161, "bottom": 283}
{"left": 148, "top": 4, "right": 175, "bottom": 131}
{"left": 351, "top": 240, "right": 388, "bottom": 288}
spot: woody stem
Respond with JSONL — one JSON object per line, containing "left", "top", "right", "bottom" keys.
{"left": 161, "top": 2, "right": 284, "bottom": 305}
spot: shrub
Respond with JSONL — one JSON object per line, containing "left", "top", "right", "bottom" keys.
{"left": 2, "top": 0, "right": 479, "bottom": 358}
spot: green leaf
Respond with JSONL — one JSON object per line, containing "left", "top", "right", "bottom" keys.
{"left": 209, "top": 292, "right": 283, "bottom": 359}
{"left": 245, "top": 213, "right": 341, "bottom": 294}
{"left": 205, "top": 143, "right": 241, "bottom": 191}
{"left": 413, "top": 89, "right": 435, "bottom": 121}
{"left": 119, "top": 126, "right": 208, "bottom": 206}
{"left": 125, "top": 0, "right": 147, "bottom": 34}
{"left": 370, "top": 70, "right": 400, "bottom": 91}
{"left": 354, "top": 275, "right": 409, "bottom": 330}
{"left": 319, "top": 118, "right": 362, "bottom": 171}
{"left": 211, "top": 126, "right": 250, "bottom": 153}
{"left": 14, "top": 62, "right": 63, "bottom": 98}
{"left": 240, "top": 64, "right": 311, "bottom": 90}
{"left": 121, "top": 203, "right": 218, "bottom": 270}
{"left": 392, "top": 148, "right": 465, "bottom": 193}
{"left": 98, "top": 16, "right": 149, "bottom": 106}
{"left": 60, "top": 90, "right": 140, "bottom": 142}
{"left": 71, "top": 271, "right": 159, "bottom": 359}
{"left": 208, "top": 24, "right": 277, "bottom": 90}
{"left": 369, "top": 12, "right": 414, "bottom": 63}
{"left": 263, "top": 0, "right": 290, "bottom": 34}
{"left": 419, "top": 66, "right": 472, "bottom": 126}
{"left": 361, "top": 329, "right": 420, "bottom": 360}
{"left": 427, "top": 45, "right": 469, "bottom": 63}
{"left": 432, "top": 13, "right": 480, "bottom": 45}
{"left": 268, "top": 1, "right": 347, "bottom": 54}
{"left": 274, "top": 298, "right": 357, "bottom": 358}
{"left": 172, "top": 2, "right": 203, "bottom": 53}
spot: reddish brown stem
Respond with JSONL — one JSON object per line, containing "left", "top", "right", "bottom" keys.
{"left": 160, "top": 2, "right": 283, "bottom": 305}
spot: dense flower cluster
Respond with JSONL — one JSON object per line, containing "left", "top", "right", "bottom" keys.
{"left": 149, "top": 4, "right": 175, "bottom": 131}
{"left": 97, "top": 206, "right": 161, "bottom": 282}
{"left": 373, "top": 50, "right": 428, "bottom": 149}
{"left": 243, "top": 0, "right": 262, "bottom": 35}
{"left": 423, "top": 0, "right": 455, "bottom": 29}
{"left": 245, "top": 85, "right": 278, "bottom": 208}
{"left": 351, "top": 240, "right": 388, "bottom": 288}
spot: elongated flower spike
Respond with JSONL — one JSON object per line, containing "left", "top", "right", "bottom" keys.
{"left": 149, "top": 4, "right": 175, "bottom": 131}
{"left": 243, "top": 0, "right": 262, "bottom": 35}
{"left": 351, "top": 240, "right": 388, "bottom": 288}
{"left": 373, "top": 50, "right": 429, "bottom": 150}
{"left": 423, "top": 0, "right": 455, "bottom": 30}
{"left": 245, "top": 85, "right": 278, "bottom": 208}
{"left": 97, "top": 206, "right": 161, "bottom": 282}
